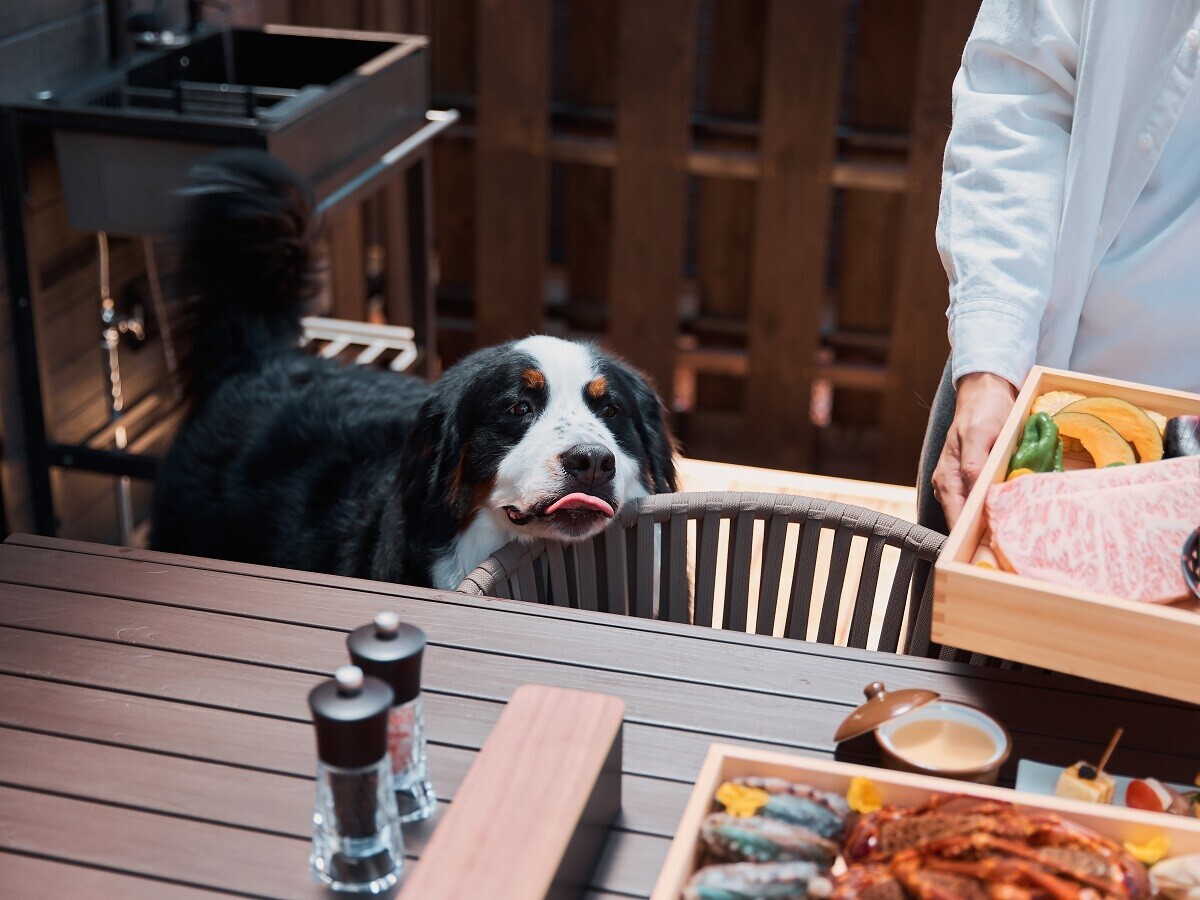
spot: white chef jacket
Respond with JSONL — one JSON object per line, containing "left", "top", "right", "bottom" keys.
{"left": 937, "top": 0, "right": 1200, "bottom": 393}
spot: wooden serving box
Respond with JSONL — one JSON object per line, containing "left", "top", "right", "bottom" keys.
{"left": 652, "top": 743, "right": 1200, "bottom": 899}
{"left": 933, "top": 366, "right": 1200, "bottom": 704}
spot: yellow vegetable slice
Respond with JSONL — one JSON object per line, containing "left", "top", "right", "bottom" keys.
{"left": 846, "top": 776, "right": 882, "bottom": 814}
{"left": 715, "top": 782, "right": 768, "bottom": 818}
{"left": 1006, "top": 468, "right": 1035, "bottom": 481}
{"left": 1052, "top": 411, "right": 1136, "bottom": 468}
{"left": 1031, "top": 391, "right": 1087, "bottom": 417}
{"left": 1124, "top": 833, "right": 1170, "bottom": 865}
{"left": 1145, "top": 408, "right": 1168, "bottom": 435}
{"left": 1058, "top": 396, "right": 1164, "bottom": 462}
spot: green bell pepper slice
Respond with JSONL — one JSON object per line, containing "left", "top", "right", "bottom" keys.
{"left": 1010, "top": 412, "right": 1060, "bottom": 474}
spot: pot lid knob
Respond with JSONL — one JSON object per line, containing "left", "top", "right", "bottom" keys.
{"left": 833, "top": 681, "right": 940, "bottom": 743}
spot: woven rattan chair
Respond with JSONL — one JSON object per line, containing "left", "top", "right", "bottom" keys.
{"left": 458, "top": 491, "right": 981, "bottom": 661}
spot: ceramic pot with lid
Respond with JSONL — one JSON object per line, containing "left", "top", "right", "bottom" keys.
{"left": 835, "top": 682, "right": 1012, "bottom": 785}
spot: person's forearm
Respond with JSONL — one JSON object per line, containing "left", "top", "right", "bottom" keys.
{"left": 937, "top": 0, "right": 1081, "bottom": 387}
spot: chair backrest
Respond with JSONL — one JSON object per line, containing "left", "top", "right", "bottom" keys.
{"left": 458, "top": 491, "right": 951, "bottom": 658}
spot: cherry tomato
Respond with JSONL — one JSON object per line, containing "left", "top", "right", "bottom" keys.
{"left": 1125, "top": 778, "right": 1168, "bottom": 812}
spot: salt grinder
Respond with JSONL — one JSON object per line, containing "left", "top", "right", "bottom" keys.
{"left": 348, "top": 613, "right": 437, "bottom": 822}
{"left": 308, "top": 665, "right": 404, "bottom": 893}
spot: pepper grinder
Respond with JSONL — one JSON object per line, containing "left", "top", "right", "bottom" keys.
{"left": 309, "top": 665, "right": 404, "bottom": 893}
{"left": 348, "top": 612, "right": 437, "bottom": 823}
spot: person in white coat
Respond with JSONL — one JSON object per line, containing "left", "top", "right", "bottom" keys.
{"left": 922, "top": 0, "right": 1200, "bottom": 533}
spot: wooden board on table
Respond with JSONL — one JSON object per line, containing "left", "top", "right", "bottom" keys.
{"left": 935, "top": 366, "right": 1200, "bottom": 704}
{"left": 652, "top": 743, "right": 1200, "bottom": 899}
{"left": 398, "top": 684, "right": 624, "bottom": 900}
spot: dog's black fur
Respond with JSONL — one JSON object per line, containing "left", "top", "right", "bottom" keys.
{"left": 151, "top": 150, "right": 676, "bottom": 588}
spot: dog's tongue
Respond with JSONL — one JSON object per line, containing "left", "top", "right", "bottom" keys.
{"left": 544, "top": 493, "right": 614, "bottom": 517}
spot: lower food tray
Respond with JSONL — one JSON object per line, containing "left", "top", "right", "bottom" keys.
{"left": 651, "top": 744, "right": 1200, "bottom": 899}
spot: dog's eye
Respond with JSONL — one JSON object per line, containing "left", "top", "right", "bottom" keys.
{"left": 601, "top": 403, "right": 619, "bottom": 419}
{"left": 509, "top": 401, "right": 532, "bottom": 417}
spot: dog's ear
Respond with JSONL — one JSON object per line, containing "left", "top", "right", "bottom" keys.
{"left": 614, "top": 362, "right": 678, "bottom": 494}
{"left": 399, "top": 384, "right": 464, "bottom": 570}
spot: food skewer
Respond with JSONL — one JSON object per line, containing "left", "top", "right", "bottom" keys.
{"left": 1096, "top": 726, "right": 1123, "bottom": 776}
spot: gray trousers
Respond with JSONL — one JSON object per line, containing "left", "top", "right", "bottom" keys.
{"left": 915, "top": 359, "right": 955, "bottom": 536}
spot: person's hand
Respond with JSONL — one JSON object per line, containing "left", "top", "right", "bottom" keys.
{"left": 932, "top": 372, "right": 1017, "bottom": 529}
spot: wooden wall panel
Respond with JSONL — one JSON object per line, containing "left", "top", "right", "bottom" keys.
{"left": 473, "top": 0, "right": 551, "bottom": 345}
{"left": 876, "top": 0, "right": 979, "bottom": 485}
{"left": 744, "top": 0, "right": 847, "bottom": 472}
{"left": 606, "top": 0, "right": 699, "bottom": 395}
{"left": 328, "top": 206, "right": 367, "bottom": 321}
{"left": 560, "top": 1, "right": 618, "bottom": 334}
{"left": 429, "top": 0, "right": 476, "bottom": 366}
{"left": 830, "top": 0, "right": 920, "bottom": 436}
{"left": 0, "top": 0, "right": 986, "bottom": 540}
{"left": 692, "top": 0, "right": 764, "bottom": 418}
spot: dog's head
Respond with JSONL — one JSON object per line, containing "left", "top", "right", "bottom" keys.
{"left": 401, "top": 335, "right": 676, "bottom": 588}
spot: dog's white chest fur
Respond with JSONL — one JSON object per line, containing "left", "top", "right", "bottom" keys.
{"left": 431, "top": 510, "right": 512, "bottom": 591}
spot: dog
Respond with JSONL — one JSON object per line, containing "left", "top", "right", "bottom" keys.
{"left": 151, "top": 151, "right": 677, "bottom": 590}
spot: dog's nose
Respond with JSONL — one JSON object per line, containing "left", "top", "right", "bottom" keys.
{"left": 561, "top": 444, "right": 616, "bottom": 488}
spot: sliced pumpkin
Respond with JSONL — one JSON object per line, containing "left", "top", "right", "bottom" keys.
{"left": 1032, "top": 393, "right": 1087, "bottom": 452}
{"left": 1051, "top": 411, "right": 1136, "bottom": 468}
{"left": 1031, "top": 391, "right": 1087, "bottom": 417}
{"left": 1057, "top": 396, "right": 1164, "bottom": 462}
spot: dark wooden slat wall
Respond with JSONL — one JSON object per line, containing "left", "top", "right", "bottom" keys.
{"left": 877, "top": 0, "right": 978, "bottom": 485}
{"left": 830, "top": 0, "right": 921, "bottom": 437}
{"left": 690, "top": 0, "right": 764, "bottom": 443}
{"left": 745, "top": 0, "right": 847, "bottom": 472}
{"left": 1, "top": 0, "right": 983, "bottom": 540}
{"left": 561, "top": 2, "right": 617, "bottom": 335}
{"left": 258, "top": 0, "right": 979, "bottom": 487}
{"left": 416, "top": 0, "right": 977, "bottom": 485}
{"left": 328, "top": 205, "right": 368, "bottom": 321}
{"left": 473, "top": 0, "right": 552, "bottom": 345}
{"left": 606, "top": 0, "right": 699, "bottom": 395}
{"left": 426, "top": 0, "right": 477, "bottom": 362}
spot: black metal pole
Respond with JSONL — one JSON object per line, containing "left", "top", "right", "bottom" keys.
{"left": 0, "top": 110, "right": 57, "bottom": 535}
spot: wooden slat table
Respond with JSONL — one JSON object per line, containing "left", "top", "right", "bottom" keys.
{"left": 1, "top": 534, "right": 1198, "bottom": 898}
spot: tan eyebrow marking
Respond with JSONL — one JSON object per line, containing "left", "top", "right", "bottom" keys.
{"left": 586, "top": 376, "right": 607, "bottom": 399}
{"left": 522, "top": 368, "right": 546, "bottom": 390}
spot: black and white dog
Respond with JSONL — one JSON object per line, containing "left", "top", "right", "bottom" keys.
{"left": 151, "top": 151, "right": 676, "bottom": 589}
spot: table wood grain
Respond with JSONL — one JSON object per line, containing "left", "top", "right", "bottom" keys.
{"left": 1, "top": 534, "right": 1197, "bottom": 898}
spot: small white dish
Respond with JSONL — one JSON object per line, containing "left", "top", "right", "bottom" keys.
{"left": 1015, "top": 758, "right": 1191, "bottom": 806}
{"left": 874, "top": 699, "right": 1012, "bottom": 785}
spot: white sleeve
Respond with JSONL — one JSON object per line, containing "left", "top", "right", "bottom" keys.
{"left": 936, "top": 0, "right": 1080, "bottom": 388}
